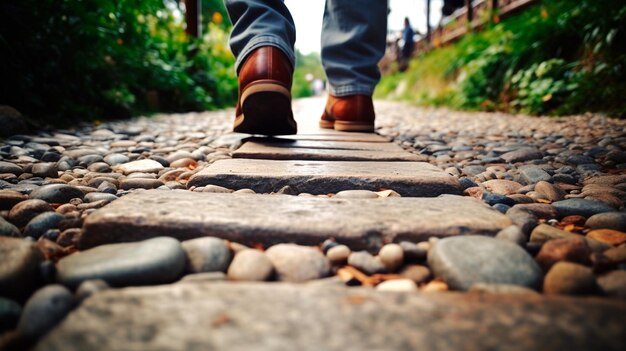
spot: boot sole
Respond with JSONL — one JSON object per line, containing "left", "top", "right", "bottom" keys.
{"left": 334, "top": 121, "right": 375, "bottom": 133}
{"left": 234, "top": 83, "right": 297, "bottom": 135}
{"left": 319, "top": 119, "right": 334, "bottom": 129}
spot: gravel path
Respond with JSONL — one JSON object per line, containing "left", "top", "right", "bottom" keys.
{"left": 1, "top": 97, "right": 625, "bottom": 349}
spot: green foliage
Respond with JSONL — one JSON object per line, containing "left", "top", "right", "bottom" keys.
{"left": 292, "top": 50, "right": 325, "bottom": 98}
{"left": 377, "top": 0, "right": 626, "bottom": 117}
{"left": 0, "top": 0, "right": 236, "bottom": 124}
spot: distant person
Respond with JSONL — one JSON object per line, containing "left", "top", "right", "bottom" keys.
{"left": 224, "top": 0, "right": 387, "bottom": 135}
{"left": 399, "top": 17, "right": 415, "bottom": 71}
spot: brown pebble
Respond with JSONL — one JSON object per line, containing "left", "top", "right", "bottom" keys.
{"left": 586, "top": 229, "right": 626, "bottom": 246}
{"left": 56, "top": 228, "right": 82, "bottom": 247}
{"left": 8, "top": 199, "right": 54, "bottom": 227}
{"left": 535, "top": 236, "right": 592, "bottom": 271}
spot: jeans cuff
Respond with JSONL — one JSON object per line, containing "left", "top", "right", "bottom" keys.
{"left": 328, "top": 84, "right": 375, "bottom": 97}
{"left": 235, "top": 35, "right": 295, "bottom": 73}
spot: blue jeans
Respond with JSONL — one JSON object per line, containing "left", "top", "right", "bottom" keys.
{"left": 225, "top": 0, "right": 388, "bottom": 97}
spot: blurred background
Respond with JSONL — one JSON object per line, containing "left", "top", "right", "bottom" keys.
{"left": 0, "top": 0, "right": 624, "bottom": 127}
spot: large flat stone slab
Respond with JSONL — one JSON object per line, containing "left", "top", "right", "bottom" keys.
{"left": 233, "top": 139, "right": 424, "bottom": 161}
{"left": 79, "top": 190, "right": 511, "bottom": 250}
{"left": 36, "top": 282, "right": 626, "bottom": 351}
{"left": 188, "top": 159, "right": 460, "bottom": 196}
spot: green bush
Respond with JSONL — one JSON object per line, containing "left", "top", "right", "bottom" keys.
{"left": 0, "top": 0, "right": 237, "bottom": 124}
{"left": 377, "top": 0, "right": 626, "bottom": 117}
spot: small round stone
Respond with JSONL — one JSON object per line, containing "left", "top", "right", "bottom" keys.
{"left": 399, "top": 241, "right": 427, "bottom": 262}
{"left": 31, "top": 163, "right": 58, "bottom": 178}
{"left": 29, "top": 184, "right": 85, "bottom": 203}
{"left": 8, "top": 199, "right": 54, "bottom": 227}
{"left": 495, "top": 225, "right": 527, "bottom": 246}
{"left": 326, "top": 245, "right": 351, "bottom": 265}
{"left": 378, "top": 243, "right": 404, "bottom": 271}
{"left": 23, "top": 212, "right": 65, "bottom": 239}
{"left": 585, "top": 212, "right": 626, "bottom": 231}
{"left": 227, "top": 249, "right": 273, "bottom": 281}
{"left": 400, "top": 265, "right": 431, "bottom": 284}
{"left": 182, "top": 237, "right": 232, "bottom": 273}
{"left": 376, "top": 279, "right": 418, "bottom": 292}
{"left": 265, "top": 244, "right": 330, "bottom": 282}
{"left": 543, "top": 262, "right": 597, "bottom": 295}
{"left": 17, "top": 284, "right": 75, "bottom": 339}
{"left": 348, "top": 251, "right": 386, "bottom": 275}
{"left": 596, "top": 270, "right": 626, "bottom": 299}
{"left": 0, "top": 217, "right": 20, "bottom": 237}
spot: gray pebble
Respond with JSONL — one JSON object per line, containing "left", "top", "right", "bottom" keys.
{"left": 348, "top": 251, "right": 386, "bottom": 275}
{"left": 17, "top": 284, "right": 75, "bottom": 339}
{"left": 265, "top": 244, "right": 330, "bottom": 282}
{"left": 182, "top": 237, "right": 232, "bottom": 273}
{"left": 23, "top": 212, "right": 64, "bottom": 239}
{"left": 30, "top": 184, "right": 85, "bottom": 204}
{"left": 227, "top": 249, "right": 274, "bottom": 281}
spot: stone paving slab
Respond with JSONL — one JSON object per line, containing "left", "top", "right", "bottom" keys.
{"left": 36, "top": 282, "right": 626, "bottom": 351}
{"left": 286, "top": 133, "right": 389, "bottom": 142}
{"left": 188, "top": 159, "right": 460, "bottom": 196}
{"left": 233, "top": 139, "right": 424, "bottom": 161}
{"left": 79, "top": 190, "right": 510, "bottom": 250}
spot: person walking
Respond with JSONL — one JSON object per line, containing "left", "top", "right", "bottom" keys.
{"left": 399, "top": 16, "right": 415, "bottom": 71}
{"left": 225, "top": 0, "right": 388, "bottom": 135}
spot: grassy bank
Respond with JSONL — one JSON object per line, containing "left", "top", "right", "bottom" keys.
{"left": 376, "top": 0, "right": 626, "bottom": 117}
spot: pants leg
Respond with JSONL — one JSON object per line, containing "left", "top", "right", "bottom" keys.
{"left": 225, "top": 0, "right": 296, "bottom": 73}
{"left": 321, "top": 0, "right": 388, "bottom": 97}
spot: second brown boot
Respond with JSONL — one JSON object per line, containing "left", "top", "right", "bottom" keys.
{"left": 320, "top": 95, "right": 375, "bottom": 132}
{"left": 234, "top": 46, "right": 297, "bottom": 135}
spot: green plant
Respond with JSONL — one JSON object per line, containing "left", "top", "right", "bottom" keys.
{"left": 0, "top": 0, "right": 237, "bottom": 124}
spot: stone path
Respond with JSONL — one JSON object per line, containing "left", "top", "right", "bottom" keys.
{"left": 1, "top": 97, "right": 625, "bottom": 350}
{"left": 36, "top": 282, "right": 625, "bottom": 351}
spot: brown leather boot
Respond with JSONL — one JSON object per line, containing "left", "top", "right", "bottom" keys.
{"left": 319, "top": 95, "right": 375, "bottom": 132}
{"left": 234, "top": 46, "right": 297, "bottom": 135}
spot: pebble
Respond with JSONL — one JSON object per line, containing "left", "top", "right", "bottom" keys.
{"left": 23, "top": 212, "right": 65, "bottom": 239}
{"left": 265, "top": 244, "right": 330, "bottom": 283}
{"left": 501, "top": 148, "right": 543, "bottom": 163}
{"left": 181, "top": 237, "right": 232, "bottom": 273}
{"left": 534, "top": 181, "right": 566, "bottom": 202}
{"left": 534, "top": 236, "right": 592, "bottom": 271}
{"left": 586, "top": 229, "right": 626, "bottom": 246}
{"left": 596, "top": 270, "right": 626, "bottom": 299}
{"left": 347, "top": 251, "right": 386, "bottom": 275}
{"left": 529, "top": 224, "right": 611, "bottom": 252}
{"left": 0, "top": 161, "right": 23, "bottom": 176}
{"left": 29, "top": 184, "right": 85, "bottom": 203}
{"left": 552, "top": 198, "right": 615, "bottom": 218}
{"left": 17, "top": 284, "right": 75, "bottom": 339}
{"left": 400, "top": 265, "right": 431, "bottom": 284}
{"left": 56, "top": 237, "right": 186, "bottom": 288}
{"left": 75, "top": 279, "right": 110, "bottom": 302}
{"left": 31, "top": 163, "right": 58, "bottom": 178}
{"left": 427, "top": 235, "right": 542, "bottom": 291}
{"left": 0, "top": 189, "right": 27, "bottom": 210}
{"left": 585, "top": 212, "right": 626, "bottom": 231}
{"left": 0, "top": 217, "right": 20, "bottom": 237}
{"left": 543, "top": 262, "right": 597, "bottom": 295}
{"left": 481, "top": 179, "right": 522, "bottom": 195}
{"left": 333, "top": 190, "right": 379, "bottom": 199}
{"left": 8, "top": 199, "right": 54, "bottom": 227}
{"left": 227, "top": 249, "right": 274, "bottom": 281}
{"left": 103, "top": 153, "right": 129, "bottom": 166}
{"left": 326, "top": 244, "right": 351, "bottom": 265}
{"left": 84, "top": 192, "right": 118, "bottom": 203}
{"left": 519, "top": 166, "right": 551, "bottom": 185}
{"left": 56, "top": 228, "right": 82, "bottom": 247}
{"left": 376, "top": 279, "right": 418, "bottom": 292}
{"left": 115, "top": 159, "right": 164, "bottom": 175}
{"left": 0, "top": 297, "right": 21, "bottom": 331}
{"left": 378, "top": 243, "right": 404, "bottom": 271}
{"left": 495, "top": 225, "right": 527, "bottom": 246}
{"left": 119, "top": 178, "right": 164, "bottom": 190}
